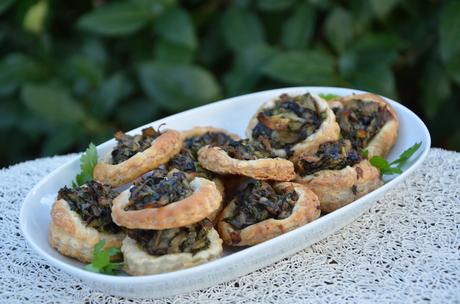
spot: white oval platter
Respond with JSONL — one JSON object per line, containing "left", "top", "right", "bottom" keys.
{"left": 20, "top": 87, "right": 431, "bottom": 298}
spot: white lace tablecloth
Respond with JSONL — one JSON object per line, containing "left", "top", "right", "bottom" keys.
{"left": 0, "top": 148, "right": 459, "bottom": 303}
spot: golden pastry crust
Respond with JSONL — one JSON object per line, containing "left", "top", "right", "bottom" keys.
{"left": 48, "top": 199, "right": 124, "bottom": 263}
{"left": 111, "top": 177, "right": 222, "bottom": 229}
{"left": 93, "top": 129, "right": 183, "bottom": 187}
{"left": 181, "top": 126, "right": 240, "bottom": 141}
{"left": 197, "top": 146, "right": 296, "bottom": 181}
{"left": 334, "top": 93, "right": 399, "bottom": 158}
{"left": 217, "top": 182, "right": 320, "bottom": 246}
{"left": 295, "top": 159, "right": 383, "bottom": 213}
{"left": 246, "top": 94, "right": 340, "bottom": 160}
{"left": 122, "top": 228, "right": 223, "bottom": 276}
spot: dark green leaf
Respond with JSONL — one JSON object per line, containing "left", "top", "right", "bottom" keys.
{"left": 262, "top": 50, "right": 336, "bottom": 85}
{"left": 439, "top": 1, "right": 460, "bottom": 84}
{"left": 97, "top": 73, "right": 133, "bottom": 116}
{"left": 224, "top": 44, "right": 278, "bottom": 96}
{"left": 21, "top": 84, "right": 86, "bottom": 124}
{"left": 346, "top": 64, "right": 396, "bottom": 98}
{"left": 154, "top": 39, "right": 195, "bottom": 64}
{"left": 74, "top": 143, "right": 98, "bottom": 187}
{"left": 0, "top": 53, "right": 46, "bottom": 96}
{"left": 369, "top": 0, "right": 400, "bottom": 18}
{"left": 281, "top": 3, "right": 315, "bottom": 49}
{"left": 155, "top": 8, "right": 197, "bottom": 50}
{"left": 69, "top": 56, "right": 103, "bottom": 88}
{"left": 42, "top": 127, "right": 77, "bottom": 156}
{"left": 138, "top": 62, "right": 221, "bottom": 112}
{"left": 325, "top": 7, "right": 353, "bottom": 53}
{"left": 0, "top": 0, "right": 15, "bottom": 14}
{"left": 256, "top": 0, "right": 295, "bottom": 11}
{"left": 77, "top": 2, "right": 153, "bottom": 36}
{"left": 115, "top": 99, "right": 159, "bottom": 129}
{"left": 221, "top": 7, "right": 265, "bottom": 52}
{"left": 420, "top": 60, "right": 451, "bottom": 118}
{"left": 369, "top": 142, "right": 421, "bottom": 176}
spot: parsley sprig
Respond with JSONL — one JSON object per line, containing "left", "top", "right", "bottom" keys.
{"left": 84, "top": 240, "right": 122, "bottom": 275}
{"left": 72, "top": 143, "right": 98, "bottom": 188}
{"left": 365, "top": 142, "right": 422, "bottom": 175}
{"left": 319, "top": 93, "right": 340, "bottom": 101}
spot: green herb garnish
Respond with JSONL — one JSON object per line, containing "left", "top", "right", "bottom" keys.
{"left": 367, "top": 142, "right": 422, "bottom": 175}
{"left": 84, "top": 240, "right": 122, "bottom": 275}
{"left": 72, "top": 143, "right": 98, "bottom": 188}
{"left": 319, "top": 93, "right": 340, "bottom": 101}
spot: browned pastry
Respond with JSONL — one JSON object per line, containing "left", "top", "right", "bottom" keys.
{"left": 246, "top": 93, "right": 340, "bottom": 160}
{"left": 48, "top": 182, "right": 124, "bottom": 262}
{"left": 122, "top": 220, "right": 223, "bottom": 275}
{"left": 111, "top": 170, "right": 222, "bottom": 230}
{"left": 198, "top": 144, "right": 295, "bottom": 181}
{"left": 218, "top": 180, "right": 320, "bottom": 246}
{"left": 93, "top": 128, "right": 182, "bottom": 187}
{"left": 332, "top": 93, "right": 399, "bottom": 158}
{"left": 294, "top": 140, "right": 383, "bottom": 213}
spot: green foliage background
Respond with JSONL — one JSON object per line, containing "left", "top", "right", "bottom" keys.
{"left": 1, "top": 0, "right": 459, "bottom": 167}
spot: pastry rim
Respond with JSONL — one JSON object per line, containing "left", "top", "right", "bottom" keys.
{"left": 93, "top": 129, "right": 183, "bottom": 187}
{"left": 217, "top": 182, "right": 321, "bottom": 246}
{"left": 111, "top": 177, "right": 222, "bottom": 229}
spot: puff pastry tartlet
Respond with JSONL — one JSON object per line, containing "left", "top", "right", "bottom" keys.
{"left": 295, "top": 140, "right": 383, "bottom": 212}
{"left": 332, "top": 93, "right": 399, "bottom": 158}
{"left": 198, "top": 139, "right": 295, "bottom": 181}
{"left": 93, "top": 127, "right": 182, "bottom": 187}
{"left": 246, "top": 93, "right": 340, "bottom": 160}
{"left": 112, "top": 168, "right": 222, "bottom": 230}
{"left": 218, "top": 180, "right": 320, "bottom": 246}
{"left": 122, "top": 219, "right": 222, "bottom": 275}
{"left": 48, "top": 181, "right": 124, "bottom": 262}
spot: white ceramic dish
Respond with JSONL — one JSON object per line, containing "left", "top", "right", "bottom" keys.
{"left": 20, "top": 87, "right": 431, "bottom": 298}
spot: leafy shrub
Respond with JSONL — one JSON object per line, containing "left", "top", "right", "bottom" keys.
{"left": 0, "top": 0, "right": 459, "bottom": 167}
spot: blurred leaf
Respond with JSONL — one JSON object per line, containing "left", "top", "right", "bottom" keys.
{"left": 369, "top": 0, "right": 400, "bottom": 18}
{"left": 262, "top": 50, "right": 337, "bottom": 85}
{"left": 281, "top": 3, "right": 315, "bottom": 49}
{"left": 138, "top": 62, "right": 221, "bottom": 112}
{"left": 42, "top": 127, "right": 76, "bottom": 156}
{"left": 81, "top": 39, "right": 107, "bottom": 66}
{"left": 439, "top": 0, "right": 460, "bottom": 84}
{"left": 420, "top": 60, "right": 451, "bottom": 119}
{"left": 96, "top": 73, "right": 133, "bottom": 116}
{"left": 77, "top": 2, "right": 153, "bottom": 36}
{"left": 21, "top": 84, "right": 86, "bottom": 124}
{"left": 0, "top": 0, "right": 15, "bottom": 14}
{"left": 0, "top": 53, "right": 46, "bottom": 96}
{"left": 224, "top": 44, "right": 278, "bottom": 96}
{"left": 154, "top": 39, "right": 195, "bottom": 64}
{"left": 0, "top": 101, "right": 20, "bottom": 129}
{"left": 221, "top": 7, "right": 265, "bottom": 52}
{"left": 325, "top": 7, "right": 353, "bottom": 53}
{"left": 155, "top": 8, "right": 197, "bottom": 50}
{"left": 347, "top": 64, "right": 396, "bottom": 98}
{"left": 69, "top": 56, "right": 103, "bottom": 89}
{"left": 115, "top": 99, "right": 159, "bottom": 129}
{"left": 23, "top": 0, "right": 47, "bottom": 34}
{"left": 256, "top": 0, "right": 295, "bottom": 11}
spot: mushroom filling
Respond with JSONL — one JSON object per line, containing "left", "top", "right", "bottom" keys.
{"left": 168, "top": 149, "right": 214, "bottom": 179}
{"left": 58, "top": 181, "right": 121, "bottom": 234}
{"left": 127, "top": 219, "right": 213, "bottom": 256}
{"left": 224, "top": 180, "right": 298, "bottom": 230}
{"left": 335, "top": 100, "right": 392, "bottom": 150}
{"left": 126, "top": 168, "right": 193, "bottom": 211}
{"left": 220, "top": 139, "right": 274, "bottom": 160}
{"left": 184, "top": 132, "right": 235, "bottom": 157}
{"left": 111, "top": 127, "right": 162, "bottom": 164}
{"left": 296, "top": 140, "right": 362, "bottom": 176}
{"left": 252, "top": 93, "right": 326, "bottom": 152}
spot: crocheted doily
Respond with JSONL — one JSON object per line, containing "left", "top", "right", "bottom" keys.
{"left": 0, "top": 148, "right": 459, "bottom": 303}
